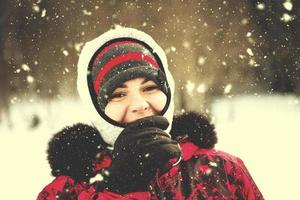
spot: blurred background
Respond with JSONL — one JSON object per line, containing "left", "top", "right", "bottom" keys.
{"left": 1, "top": 0, "right": 300, "bottom": 199}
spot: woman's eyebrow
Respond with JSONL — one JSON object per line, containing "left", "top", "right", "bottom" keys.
{"left": 142, "top": 78, "right": 151, "bottom": 84}
{"left": 116, "top": 84, "right": 127, "bottom": 88}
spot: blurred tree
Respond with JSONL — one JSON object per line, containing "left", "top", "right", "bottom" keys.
{"left": 249, "top": 0, "right": 300, "bottom": 94}
{"left": 1, "top": 0, "right": 300, "bottom": 117}
{"left": 0, "top": 0, "right": 11, "bottom": 116}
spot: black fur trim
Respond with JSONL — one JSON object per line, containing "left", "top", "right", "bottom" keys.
{"left": 47, "top": 123, "right": 108, "bottom": 181}
{"left": 171, "top": 112, "right": 217, "bottom": 149}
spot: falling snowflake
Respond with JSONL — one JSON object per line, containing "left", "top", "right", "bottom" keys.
{"left": 83, "top": 9, "right": 92, "bottom": 16}
{"left": 206, "top": 45, "right": 212, "bottom": 51}
{"left": 41, "top": 9, "right": 46, "bottom": 17}
{"left": 283, "top": 0, "right": 293, "bottom": 11}
{"left": 281, "top": 13, "right": 294, "bottom": 22}
{"left": 197, "top": 56, "right": 206, "bottom": 66}
{"left": 62, "top": 49, "right": 69, "bottom": 56}
{"left": 74, "top": 42, "right": 84, "bottom": 52}
{"left": 222, "top": 61, "right": 227, "bottom": 66}
{"left": 32, "top": 4, "right": 40, "bottom": 13}
{"left": 256, "top": 3, "right": 265, "bottom": 10}
{"left": 171, "top": 46, "right": 176, "bottom": 52}
{"left": 21, "top": 64, "right": 31, "bottom": 72}
{"left": 209, "top": 161, "right": 218, "bottom": 167}
{"left": 182, "top": 41, "right": 190, "bottom": 49}
{"left": 239, "top": 54, "right": 246, "bottom": 59}
{"left": 246, "top": 48, "right": 254, "bottom": 56}
{"left": 186, "top": 80, "right": 195, "bottom": 95}
{"left": 224, "top": 84, "right": 232, "bottom": 94}
{"left": 89, "top": 174, "right": 103, "bottom": 184}
{"left": 27, "top": 75, "right": 35, "bottom": 83}
{"left": 249, "top": 58, "right": 259, "bottom": 67}
{"left": 241, "top": 18, "right": 248, "bottom": 25}
{"left": 10, "top": 97, "right": 18, "bottom": 104}
{"left": 197, "top": 83, "right": 207, "bottom": 93}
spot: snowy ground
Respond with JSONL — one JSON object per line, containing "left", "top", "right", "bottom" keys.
{"left": 212, "top": 95, "right": 300, "bottom": 200}
{"left": 0, "top": 95, "right": 299, "bottom": 199}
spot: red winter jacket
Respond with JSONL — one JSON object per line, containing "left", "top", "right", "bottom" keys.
{"left": 38, "top": 141, "right": 264, "bottom": 200}
{"left": 37, "top": 112, "right": 264, "bottom": 200}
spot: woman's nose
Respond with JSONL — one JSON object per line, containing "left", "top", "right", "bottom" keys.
{"left": 128, "top": 94, "right": 149, "bottom": 113}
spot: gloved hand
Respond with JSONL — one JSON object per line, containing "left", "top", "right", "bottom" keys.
{"left": 104, "top": 116, "right": 181, "bottom": 194}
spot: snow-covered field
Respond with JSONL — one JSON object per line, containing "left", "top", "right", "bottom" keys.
{"left": 0, "top": 95, "right": 299, "bottom": 199}
{"left": 212, "top": 95, "right": 300, "bottom": 200}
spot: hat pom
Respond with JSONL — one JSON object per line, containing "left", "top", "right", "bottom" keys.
{"left": 171, "top": 112, "right": 217, "bottom": 149}
{"left": 47, "top": 123, "right": 108, "bottom": 181}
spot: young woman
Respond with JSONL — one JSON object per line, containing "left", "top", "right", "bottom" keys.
{"left": 38, "top": 27, "right": 264, "bottom": 200}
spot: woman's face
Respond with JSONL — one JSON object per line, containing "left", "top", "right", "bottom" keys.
{"left": 104, "top": 77, "right": 167, "bottom": 124}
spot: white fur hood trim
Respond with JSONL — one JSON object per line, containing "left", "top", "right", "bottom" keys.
{"left": 77, "top": 26, "right": 175, "bottom": 146}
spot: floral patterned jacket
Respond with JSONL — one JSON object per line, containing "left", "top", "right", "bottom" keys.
{"left": 37, "top": 112, "right": 264, "bottom": 200}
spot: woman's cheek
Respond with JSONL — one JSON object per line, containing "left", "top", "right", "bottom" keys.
{"left": 149, "top": 91, "right": 167, "bottom": 112}
{"left": 104, "top": 102, "right": 126, "bottom": 122}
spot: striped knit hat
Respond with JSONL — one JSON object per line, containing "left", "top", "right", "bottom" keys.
{"left": 88, "top": 37, "right": 169, "bottom": 111}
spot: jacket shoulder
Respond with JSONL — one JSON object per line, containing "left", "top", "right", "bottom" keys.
{"left": 47, "top": 123, "right": 110, "bottom": 182}
{"left": 37, "top": 176, "right": 85, "bottom": 200}
{"left": 179, "top": 143, "right": 264, "bottom": 199}
{"left": 193, "top": 146, "right": 246, "bottom": 169}
{"left": 171, "top": 111, "right": 218, "bottom": 149}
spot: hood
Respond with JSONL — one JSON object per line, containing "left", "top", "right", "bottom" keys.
{"left": 77, "top": 26, "right": 175, "bottom": 146}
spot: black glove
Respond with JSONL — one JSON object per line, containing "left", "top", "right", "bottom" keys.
{"left": 104, "top": 116, "right": 181, "bottom": 194}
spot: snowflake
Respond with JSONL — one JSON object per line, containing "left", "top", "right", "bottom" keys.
{"left": 246, "top": 48, "right": 254, "bottom": 56}
{"left": 41, "top": 9, "right": 46, "bottom": 18}
{"left": 281, "top": 13, "right": 294, "bottom": 23}
{"left": 256, "top": 3, "right": 265, "bottom": 10}
{"left": 21, "top": 64, "right": 31, "bottom": 72}
{"left": 27, "top": 75, "right": 35, "bottom": 83}
{"left": 224, "top": 84, "right": 232, "bottom": 94}
{"left": 62, "top": 49, "right": 69, "bottom": 56}
{"left": 197, "top": 83, "right": 207, "bottom": 93}
{"left": 186, "top": 80, "right": 195, "bottom": 96}
{"left": 283, "top": 0, "right": 293, "bottom": 11}
{"left": 83, "top": 9, "right": 92, "bottom": 16}
{"left": 197, "top": 56, "right": 206, "bottom": 66}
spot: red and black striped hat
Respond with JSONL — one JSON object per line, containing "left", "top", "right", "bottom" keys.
{"left": 88, "top": 38, "right": 168, "bottom": 110}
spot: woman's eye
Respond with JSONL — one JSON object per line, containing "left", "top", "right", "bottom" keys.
{"left": 108, "top": 92, "right": 126, "bottom": 101}
{"left": 144, "top": 85, "right": 160, "bottom": 92}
